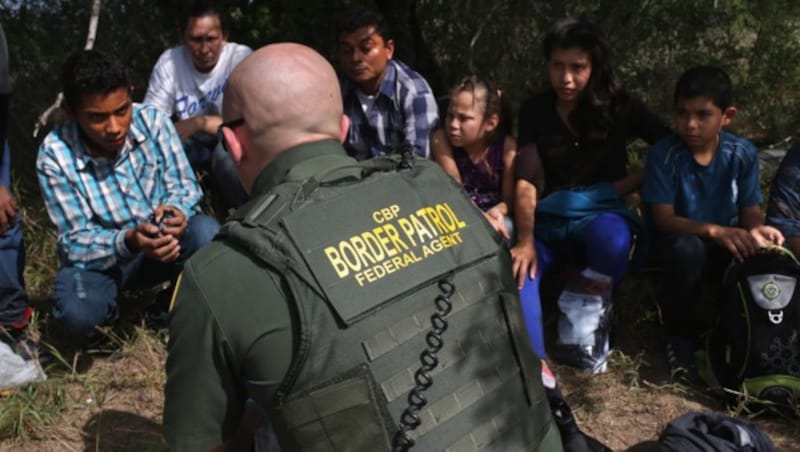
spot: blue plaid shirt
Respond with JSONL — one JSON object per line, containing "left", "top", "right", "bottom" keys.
{"left": 341, "top": 59, "right": 438, "bottom": 160}
{"left": 37, "top": 103, "right": 203, "bottom": 270}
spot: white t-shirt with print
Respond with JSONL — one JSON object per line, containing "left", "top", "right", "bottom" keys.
{"left": 144, "top": 42, "right": 251, "bottom": 120}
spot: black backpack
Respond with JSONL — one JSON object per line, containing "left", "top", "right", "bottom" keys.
{"left": 706, "top": 248, "right": 800, "bottom": 412}
{"left": 658, "top": 411, "right": 777, "bottom": 452}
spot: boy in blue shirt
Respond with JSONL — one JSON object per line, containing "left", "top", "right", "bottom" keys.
{"left": 642, "top": 66, "right": 784, "bottom": 379}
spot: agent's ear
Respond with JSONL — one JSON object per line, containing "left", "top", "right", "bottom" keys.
{"left": 222, "top": 126, "right": 244, "bottom": 165}
{"left": 721, "top": 106, "right": 737, "bottom": 127}
{"left": 340, "top": 114, "right": 351, "bottom": 144}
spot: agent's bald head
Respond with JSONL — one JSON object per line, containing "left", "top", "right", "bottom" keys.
{"left": 222, "top": 43, "right": 345, "bottom": 189}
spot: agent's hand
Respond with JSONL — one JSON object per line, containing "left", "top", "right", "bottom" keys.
{"left": 153, "top": 205, "right": 188, "bottom": 239}
{"left": 750, "top": 225, "right": 785, "bottom": 248}
{"left": 510, "top": 242, "right": 537, "bottom": 290}
{"left": 484, "top": 207, "right": 510, "bottom": 241}
{"left": 709, "top": 225, "right": 759, "bottom": 262}
{"left": 125, "top": 223, "right": 181, "bottom": 263}
{"left": 0, "top": 184, "right": 17, "bottom": 234}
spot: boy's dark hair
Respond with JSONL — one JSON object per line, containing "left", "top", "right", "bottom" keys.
{"left": 674, "top": 65, "right": 733, "bottom": 110}
{"left": 335, "top": 7, "right": 392, "bottom": 42}
{"left": 61, "top": 49, "right": 130, "bottom": 109}
{"left": 180, "top": 2, "right": 228, "bottom": 35}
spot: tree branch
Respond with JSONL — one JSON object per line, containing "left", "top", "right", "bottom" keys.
{"left": 33, "top": 0, "right": 101, "bottom": 138}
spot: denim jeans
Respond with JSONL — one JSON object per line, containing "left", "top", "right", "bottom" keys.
{"left": 52, "top": 213, "right": 220, "bottom": 335}
{"left": 654, "top": 233, "right": 731, "bottom": 340}
{"left": 184, "top": 136, "right": 248, "bottom": 211}
{"left": 0, "top": 142, "right": 29, "bottom": 328}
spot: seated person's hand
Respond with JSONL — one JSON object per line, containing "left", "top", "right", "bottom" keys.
{"left": 709, "top": 225, "right": 759, "bottom": 261}
{"left": 153, "top": 205, "right": 188, "bottom": 239}
{"left": 749, "top": 225, "right": 785, "bottom": 248}
{"left": 509, "top": 242, "right": 537, "bottom": 290}
{"left": 126, "top": 222, "right": 181, "bottom": 263}
{"left": 483, "top": 207, "right": 510, "bottom": 241}
{"left": 0, "top": 183, "right": 17, "bottom": 234}
{"left": 202, "top": 115, "right": 223, "bottom": 136}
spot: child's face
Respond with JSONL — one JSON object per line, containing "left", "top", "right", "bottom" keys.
{"left": 445, "top": 90, "right": 497, "bottom": 149}
{"left": 673, "top": 96, "right": 736, "bottom": 153}
{"left": 548, "top": 47, "right": 592, "bottom": 106}
{"left": 70, "top": 86, "right": 133, "bottom": 159}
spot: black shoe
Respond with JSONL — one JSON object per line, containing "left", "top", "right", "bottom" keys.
{"left": 546, "top": 384, "right": 612, "bottom": 452}
{"left": 145, "top": 287, "right": 172, "bottom": 332}
{"left": 665, "top": 337, "right": 702, "bottom": 386}
{"left": 6, "top": 329, "right": 52, "bottom": 366}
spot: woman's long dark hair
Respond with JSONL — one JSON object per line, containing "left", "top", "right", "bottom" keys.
{"left": 543, "top": 17, "right": 629, "bottom": 140}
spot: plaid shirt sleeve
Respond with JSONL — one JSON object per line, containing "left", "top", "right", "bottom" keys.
{"left": 402, "top": 84, "right": 438, "bottom": 159}
{"left": 36, "top": 140, "right": 129, "bottom": 270}
{"left": 148, "top": 108, "right": 203, "bottom": 218}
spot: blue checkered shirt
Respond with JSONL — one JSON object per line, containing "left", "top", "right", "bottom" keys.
{"left": 341, "top": 59, "right": 438, "bottom": 160}
{"left": 37, "top": 103, "right": 203, "bottom": 270}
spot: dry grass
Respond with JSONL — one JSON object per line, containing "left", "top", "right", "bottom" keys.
{"left": 0, "top": 322, "right": 168, "bottom": 452}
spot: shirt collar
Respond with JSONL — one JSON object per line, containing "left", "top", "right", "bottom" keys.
{"left": 251, "top": 139, "right": 357, "bottom": 194}
{"left": 376, "top": 60, "right": 397, "bottom": 99}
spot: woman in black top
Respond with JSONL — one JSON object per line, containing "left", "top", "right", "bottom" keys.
{"left": 512, "top": 17, "right": 669, "bottom": 371}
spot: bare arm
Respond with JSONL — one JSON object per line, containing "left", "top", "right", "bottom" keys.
{"left": 510, "top": 178, "right": 538, "bottom": 289}
{"left": 739, "top": 204, "right": 784, "bottom": 248}
{"left": 173, "top": 114, "right": 223, "bottom": 141}
{"left": 614, "top": 167, "right": 644, "bottom": 196}
{"left": 431, "top": 128, "right": 462, "bottom": 183}
{"left": 498, "top": 136, "right": 517, "bottom": 215}
{"left": 484, "top": 136, "right": 518, "bottom": 240}
{"left": 739, "top": 204, "right": 764, "bottom": 230}
{"left": 651, "top": 203, "right": 777, "bottom": 261}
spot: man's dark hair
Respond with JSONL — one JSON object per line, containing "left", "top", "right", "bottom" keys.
{"left": 335, "top": 6, "right": 392, "bottom": 42}
{"left": 61, "top": 49, "right": 130, "bottom": 109}
{"left": 180, "top": 2, "right": 228, "bottom": 35}
{"left": 674, "top": 65, "right": 733, "bottom": 110}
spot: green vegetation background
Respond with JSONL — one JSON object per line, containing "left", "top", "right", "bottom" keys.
{"left": 2, "top": 0, "right": 800, "bottom": 445}
{"left": 3, "top": 0, "right": 800, "bottom": 297}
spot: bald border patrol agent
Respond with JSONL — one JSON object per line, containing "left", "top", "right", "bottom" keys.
{"left": 163, "top": 43, "right": 563, "bottom": 452}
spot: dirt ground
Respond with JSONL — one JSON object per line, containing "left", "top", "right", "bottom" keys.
{"left": 1, "top": 284, "right": 799, "bottom": 451}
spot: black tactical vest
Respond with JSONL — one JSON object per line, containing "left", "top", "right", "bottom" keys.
{"left": 219, "top": 156, "right": 561, "bottom": 452}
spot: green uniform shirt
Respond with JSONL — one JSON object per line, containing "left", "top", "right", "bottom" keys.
{"left": 164, "top": 140, "right": 356, "bottom": 451}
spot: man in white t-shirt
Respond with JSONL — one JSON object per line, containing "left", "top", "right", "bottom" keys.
{"left": 145, "top": 3, "right": 252, "bottom": 211}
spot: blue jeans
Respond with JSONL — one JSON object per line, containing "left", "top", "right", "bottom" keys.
{"left": 184, "top": 136, "right": 248, "bottom": 210}
{"left": 0, "top": 142, "right": 29, "bottom": 328}
{"left": 519, "top": 212, "right": 633, "bottom": 358}
{"left": 52, "top": 214, "right": 219, "bottom": 335}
